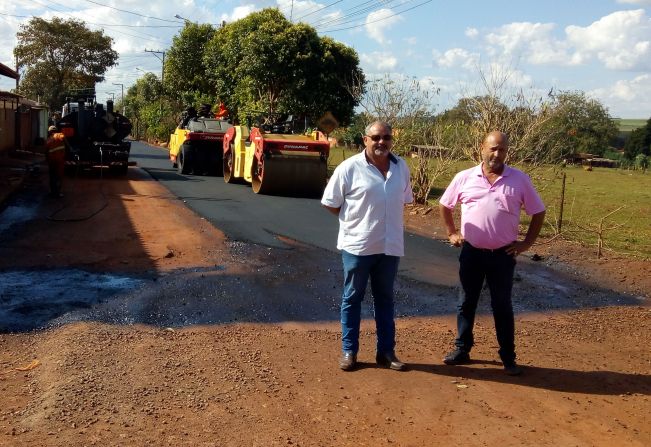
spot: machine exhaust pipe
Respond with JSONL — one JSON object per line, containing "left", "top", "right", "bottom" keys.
{"left": 77, "top": 99, "right": 87, "bottom": 139}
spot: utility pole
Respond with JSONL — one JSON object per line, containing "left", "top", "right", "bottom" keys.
{"left": 145, "top": 49, "right": 166, "bottom": 112}
{"left": 112, "top": 83, "right": 124, "bottom": 114}
{"left": 15, "top": 55, "right": 19, "bottom": 91}
{"left": 145, "top": 49, "right": 166, "bottom": 85}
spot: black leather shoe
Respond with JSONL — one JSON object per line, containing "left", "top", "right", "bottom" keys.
{"left": 443, "top": 349, "right": 471, "bottom": 365}
{"left": 376, "top": 352, "right": 406, "bottom": 371}
{"left": 339, "top": 352, "right": 357, "bottom": 371}
{"left": 503, "top": 361, "right": 523, "bottom": 376}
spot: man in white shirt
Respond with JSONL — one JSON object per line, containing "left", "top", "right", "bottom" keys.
{"left": 321, "top": 121, "right": 413, "bottom": 371}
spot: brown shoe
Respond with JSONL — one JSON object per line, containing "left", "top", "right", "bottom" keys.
{"left": 339, "top": 352, "right": 357, "bottom": 371}
{"left": 376, "top": 352, "right": 406, "bottom": 371}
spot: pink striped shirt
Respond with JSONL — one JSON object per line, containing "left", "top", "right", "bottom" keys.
{"left": 440, "top": 164, "right": 545, "bottom": 249}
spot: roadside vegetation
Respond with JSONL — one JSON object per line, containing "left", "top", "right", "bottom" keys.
{"left": 11, "top": 13, "right": 650, "bottom": 258}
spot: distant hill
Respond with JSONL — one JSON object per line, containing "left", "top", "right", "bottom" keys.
{"left": 614, "top": 118, "right": 647, "bottom": 134}
{"left": 609, "top": 118, "right": 647, "bottom": 149}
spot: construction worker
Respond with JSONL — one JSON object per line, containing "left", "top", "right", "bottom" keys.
{"left": 46, "top": 125, "right": 66, "bottom": 197}
{"left": 214, "top": 101, "right": 229, "bottom": 120}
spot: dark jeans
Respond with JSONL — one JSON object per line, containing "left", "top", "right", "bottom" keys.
{"left": 47, "top": 155, "right": 64, "bottom": 196}
{"left": 340, "top": 250, "right": 400, "bottom": 354}
{"left": 455, "top": 242, "right": 517, "bottom": 364}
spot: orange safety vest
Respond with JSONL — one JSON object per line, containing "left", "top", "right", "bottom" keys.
{"left": 46, "top": 133, "right": 66, "bottom": 154}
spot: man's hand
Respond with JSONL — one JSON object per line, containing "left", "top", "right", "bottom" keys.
{"left": 448, "top": 232, "right": 464, "bottom": 247}
{"left": 505, "top": 241, "right": 530, "bottom": 257}
{"left": 506, "top": 210, "right": 545, "bottom": 257}
{"left": 439, "top": 204, "right": 463, "bottom": 247}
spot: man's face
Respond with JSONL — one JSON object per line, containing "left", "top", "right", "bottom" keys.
{"left": 363, "top": 125, "right": 393, "bottom": 158}
{"left": 481, "top": 133, "right": 508, "bottom": 173}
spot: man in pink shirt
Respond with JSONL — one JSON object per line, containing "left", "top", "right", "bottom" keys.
{"left": 439, "top": 131, "right": 546, "bottom": 375}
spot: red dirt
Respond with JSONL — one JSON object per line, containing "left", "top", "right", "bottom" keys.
{"left": 0, "top": 168, "right": 649, "bottom": 446}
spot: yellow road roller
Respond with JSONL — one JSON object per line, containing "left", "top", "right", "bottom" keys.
{"left": 222, "top": 121, "right": 330, "bottom": 197}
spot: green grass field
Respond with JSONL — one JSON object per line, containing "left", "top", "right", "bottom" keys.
{"left": 328, "top": 148, "right": 651, "bottom": 257}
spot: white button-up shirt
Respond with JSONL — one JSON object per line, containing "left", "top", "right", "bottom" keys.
{"left": 321, "top": 151, "right": 413, "bottom": 256}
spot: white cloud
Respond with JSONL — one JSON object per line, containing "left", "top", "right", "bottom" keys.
{"left": 616, "top": 0, "right": 651, "bottom": 5}
{"left": 465, "top": 27, "right": 478, "bottom": 39}
{"left": 590, "top": 74, "right": 651, "bottom": 117}
{"left": 477, "top": 10, "right": 651, "bottom": 70}
{"left": 220, "top": 5, "right": 257, "bottom": 23}
{"left": 365, "top": 9, "right": 403, "bottom": 44}
{"left": 434, "top": 48, "right": 480, "bottom": 70}
{"left": 360, "top": 51, "right": 399, "bottom": 72}
{"left": 566, "top": 9, "right": 651, "bottom": 70}
{"left": 484, "top": 21, "right": 583, "bottom": 66}
{"left": 404, "top": 36, "right": 418, "bottom": 46}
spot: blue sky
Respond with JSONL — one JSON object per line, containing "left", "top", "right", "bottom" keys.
{"left": 1, "top": 0, "right": 651, "bottom": 118}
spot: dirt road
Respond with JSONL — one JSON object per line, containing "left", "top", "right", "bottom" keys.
{"left": 0, "top": 164, "right": 649, "bottom": 446}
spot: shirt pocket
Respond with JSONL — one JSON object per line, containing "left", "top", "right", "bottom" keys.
{"left": 496, "top": 186, "right": 520, "bottom": 215}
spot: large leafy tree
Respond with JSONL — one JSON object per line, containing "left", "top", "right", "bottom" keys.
{"left": 123, "top": 73, "right": 175, "bottom": 141}
{"left": 164, "top": 22, "right": 217, "bottom": 106}
{"left": 542, "top": 91, "right": 618, "bottom": 157}
{"left": 203, "top": 8, "right": 364, "bottom": 126}
{"left": 14, "top": 17, "right": 118, "bottom": 111}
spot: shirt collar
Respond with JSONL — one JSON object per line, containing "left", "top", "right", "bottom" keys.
{"left": 476, "top": 162, "right": 511, "bottom": 177}
{"left": 361, "top": 151, "right": 398, "bottom": 165}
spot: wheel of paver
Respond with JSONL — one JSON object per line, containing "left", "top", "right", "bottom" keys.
{"left": 178, "top": 145, "right": 192, "bottom": 174}
{"left": 251, "top": 156, "right": 268, "bottom": 194}
{"left": 223, "top": 145, "right": 236, "bottom": 183}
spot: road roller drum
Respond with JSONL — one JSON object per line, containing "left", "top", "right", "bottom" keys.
{"left": 223, "top": 122, "right": 330, "bottom": 197}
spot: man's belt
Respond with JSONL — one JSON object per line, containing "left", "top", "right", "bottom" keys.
{"left": 463, "top": 241, "right": 510, "bottom": 252}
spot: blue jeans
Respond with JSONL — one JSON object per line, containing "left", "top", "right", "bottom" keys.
{"left": 455, "top": 242, "right": 517, "bottom": 364}
{"left": 340, "top": 250, "right": 400, "bottom": 354}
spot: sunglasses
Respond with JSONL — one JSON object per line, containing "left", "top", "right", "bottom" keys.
{"left": 366, "top": 134, "right": 393, "bottom": 142}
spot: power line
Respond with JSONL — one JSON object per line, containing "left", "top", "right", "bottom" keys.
{"left": 308, "top": 0, "right": 387, "bottom": 28}
{"left": 80, "top": 0, "right": 184, "bottom": 23}
{"left": 24, "top": 0, "right": 172, "bottom": 43}
{"left": 294, "top": 0, "right": 344, "bottom": 21}
{"left": 321, "top": 0, "right": 433, "bottom": 32}
{"left": 1, "top": 11, "right": 180, "bottom": 27}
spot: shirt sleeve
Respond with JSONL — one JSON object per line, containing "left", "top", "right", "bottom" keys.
{"left": 321, "top": 164, "right": 346, "bottom": 208}
{"left": 439, "top": 172, "right": 463, "bottom": 209}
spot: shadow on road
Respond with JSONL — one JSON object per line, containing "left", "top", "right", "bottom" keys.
{"left": 408, "top": 362, "right": 651, "bottom": 395}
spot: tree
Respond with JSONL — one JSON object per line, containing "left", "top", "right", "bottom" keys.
{"left": 541, "top": 91, "right": 618, "bottom": 158}
{"left": 164, "top": 22, "right": 217, "bottom": 106}
{"left": 203, "top": 8, "right": 363, "bottom": 126}
{"left": 124, "top": 73, "right": 175, "bottom": 141}
{"left": 332, "top": 112, "right": 369, "bottom": 148}
{"left": 435, "top": 68, "right": 617, "bottom": 166}
{"left": 350, "top": 74, "right": 464, "bottom": 204}
{"left": 14, "top": 17, "right": 118, "bottom": 111}
{"left": 439, "top": 70, "right": 561, "bottom": 166}
{"left": 623, "top": 116, "right": 651, "bottom": 159}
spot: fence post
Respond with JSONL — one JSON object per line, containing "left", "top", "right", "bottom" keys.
{"left": 557, "top": 171, "right": 566, "bottom": 234}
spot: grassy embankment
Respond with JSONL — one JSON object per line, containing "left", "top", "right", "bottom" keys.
{"left": 327, "top": 148, "right": 651, "bottom": 258}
